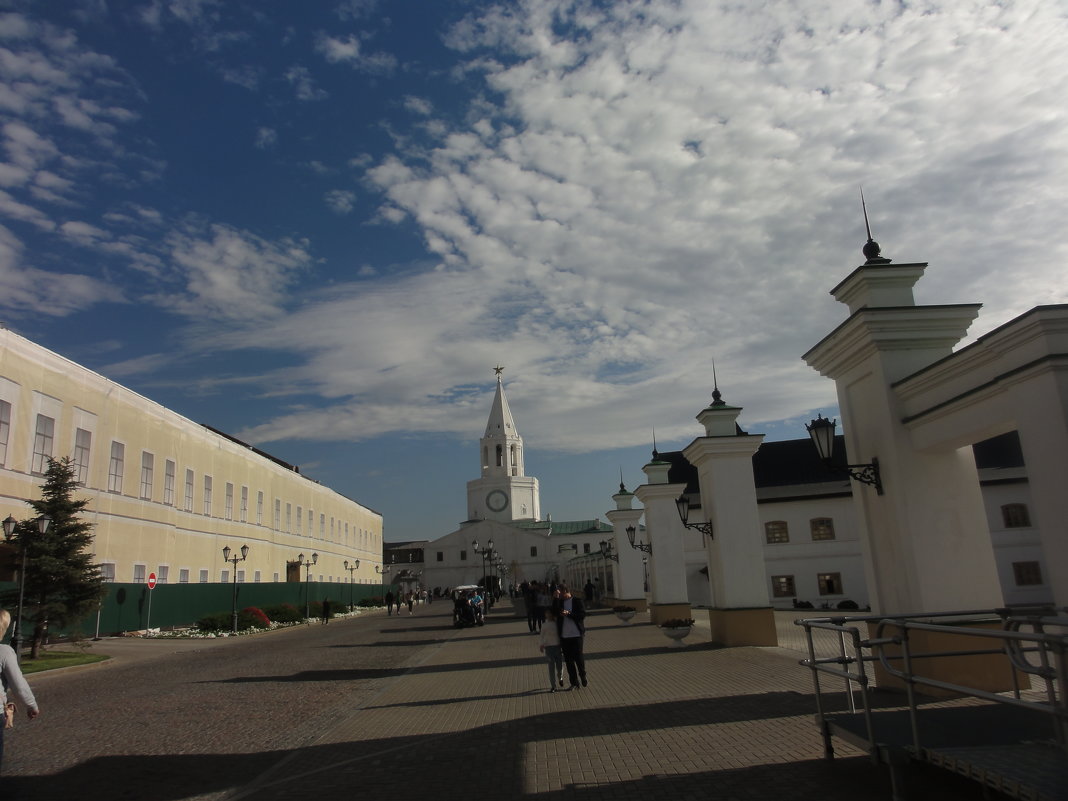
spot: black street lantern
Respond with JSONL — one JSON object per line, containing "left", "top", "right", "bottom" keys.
{"left": 675, "top": 494, "right": 713, "bottom": 538}
{"left": 3, "top": 514, "right": 50, "bottom": 662}
{"left": 598, "top": 539, "right": 618, "bottom": 562}
{"left": 805, "top": 414, "right": 883, "bottom": 494}
{"left": 625, "top": 524, "right": 651, "bottom": 554}
{"left": 298, "top": 552, "right": 318, "bottom": 619}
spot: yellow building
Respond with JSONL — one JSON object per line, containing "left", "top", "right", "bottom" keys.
{"left": 0, "top": 327, "right": 381, "bottom": 589}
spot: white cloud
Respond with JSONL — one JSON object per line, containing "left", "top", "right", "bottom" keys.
{"left": 324, "top": 189, "right": 356, "bottom": 214}
{"left": 284, "top": 65, "right": 327, "bottom": 101}
{"left": 403, "top": 95, "right": 433, "bottom": 116}
{"left": 254, "top": 126, "right": 277, "bottom": 149}
{"left": 315, "top": 32, "right": 397, "bottom": 74}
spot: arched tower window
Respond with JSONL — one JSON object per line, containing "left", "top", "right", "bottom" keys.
{"left": 496, "top": 444, "right": 503, "bottom": 467}
{"left": 510, "top": 444, "right": 518, "bottom": 476}
{"left": 482, "top": 446, "right": 489, "bottom": 470}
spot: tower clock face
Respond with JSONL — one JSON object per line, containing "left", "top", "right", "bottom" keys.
{"left": 486, "top": 489, "right": 509, "bottom": 513}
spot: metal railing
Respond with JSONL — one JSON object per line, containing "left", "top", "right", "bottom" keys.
{"left": 795, "top": 607, "right": 1068, "bottom": 762}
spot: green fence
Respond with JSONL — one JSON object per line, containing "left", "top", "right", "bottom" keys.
{"left": 0, "top": 580, "right": 394, "bottom": 638}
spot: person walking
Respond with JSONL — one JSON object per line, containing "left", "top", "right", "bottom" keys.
{"left": 321, "top": 598, "right": 331, "bottom": 624}
{"left": 1, "top": 609, "right": 40, "bottom": 773}
{"left": 538, "top": 608, "right": 564, "bottom": 692}
{"left": 385, "top": 590, "right": 394, "bottom": 615}
{"left": 523, "top": 582, "right": 538, "bottom": 633}
{"left": 553, "top": 585, "right": 588, "bottom": 689}
{"left": 406, "top": 591, "right": 414, "bottom": 616}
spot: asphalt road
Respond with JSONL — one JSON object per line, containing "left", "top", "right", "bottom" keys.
{"left": 1, "top": 605, "right": 450, "bottom": 801}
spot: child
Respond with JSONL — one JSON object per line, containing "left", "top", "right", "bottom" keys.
{"left": 538, "top": 608, "right": 564, "bottom": 692}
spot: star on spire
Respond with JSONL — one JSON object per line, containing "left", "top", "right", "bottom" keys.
{"left": 494, "top": 364, "right": 505, "bottom": 378}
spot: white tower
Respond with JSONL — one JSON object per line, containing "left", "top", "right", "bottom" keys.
{"left": 466, "top": 367, "right": 541, "bottom": 523}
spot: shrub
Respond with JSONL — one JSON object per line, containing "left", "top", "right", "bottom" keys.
{"left": 836, "top": 599, "right": 860, "bottom": 610}
{"left": 613, "top": 605, "right": 636, "bottom": 614}
{"left": 357, "top": 596, "right": 383, "bottom": 608}
{"left": 263, "top": 603, "right": 302, "bottom": 624}
{"left": 241, "top": 606, "right": 271, "bottom": 627}
{"left": 659, "top": 618, "right": 695, "bottom": 628}
{"left": 196, "top": 612, "right": 230, "bottom": 633}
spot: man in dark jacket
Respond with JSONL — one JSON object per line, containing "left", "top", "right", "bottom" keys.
{"left": 553, "top": 584, "right": 588, "bottom": 689}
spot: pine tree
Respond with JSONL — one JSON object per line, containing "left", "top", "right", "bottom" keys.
{"left": 3, "top": 457, "right": 104, "bottom": 658}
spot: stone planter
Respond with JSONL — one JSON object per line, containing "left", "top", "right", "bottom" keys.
{"left": 615, "top": 610, "right": 636, "bottom": 623}
{"left": 661, "top": 625, "right": 692, "bottom": 647}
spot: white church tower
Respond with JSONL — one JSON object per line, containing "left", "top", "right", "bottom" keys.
{"left": 466, "top": 367, "right": 541, "bottom": 523}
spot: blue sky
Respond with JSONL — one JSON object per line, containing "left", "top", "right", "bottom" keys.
{"left": 1, "top": 0, "right": 1066, "bottom": 542}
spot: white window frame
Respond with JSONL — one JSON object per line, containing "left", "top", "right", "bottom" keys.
{"left": 108, "top": 441, "right": 125, "bottom": 493}
{"left": 140, "top": 451, "right": 154, "bottom": 500}
{"left": 32, "top": 414, "right": 55, "bottom": 474}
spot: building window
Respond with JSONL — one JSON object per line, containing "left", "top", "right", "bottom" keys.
{"left": 163, "top": 460, "right": 175, "bottom": 505}
{"left": 203, "top": 475, "right": 213, "bottom": 516}
{"left": 199, "top": 569, "right": 208, "bottom": 584}
{"left": 133, "top": 564, "right": 146, "bottom": 584}
{"left": 73, "top": 428, "right": 92, "bottom": 485}
{"left": 254, "top": 570, "right": 261, "bottom": 583}
{"left": 765, "top": 521, "right": 789, "bottom": 544}
{"left": 31, "top": 414, "right": 55, "bottom": 474}
{"left": 0, "top": 399, "right": 10, "bottom": 466}
{"left": 273, "top": 572, "right": 280, "bottom": 582}
{"left": 810, "top": 518, "right": 836, "bottom": 541}
{"left": 236, "top": 569, "right": 245, "bottom": 583}
{"left": 286, "top": 503, "right": 292, "bottom": 532}
{"left": 530, "top": 546, "right": 538, "bottom": 557}
{"left": 460, "top": 550, "right": 467, "bottom": 561}
{"left": 225, "top": 483, "right": 234, "bottom": 520}
{"left": 1012, "top": 561, "right": 1043, "bottom": 586}
{"left": 437, "top": 551, "right": 444, "bottom": 562}
{"left": 221, "top": 569, "right": 230, "bottom": 583}
{"left": 240, "top": 486, "right": 248, "bottom": 522}
{"left": 99, "top": 563, "right": 116, "bottom": 583}
{"left": 319, "top": 513, "right": 325, "bottom": 537}
{"left": 140, "top": 451, "right": 154, "bottom": 500}
{"left": 274, "top": 499, "right": 281, "bottom": 529}
{"left": 184, "top": 469, "right": 194, "bottom": 511}
{"left": 771, "top": 575, "right": 796, "bottom": 597}
{"left": 257, "top": 491, "right": 263, "bottom": 524}
{"left": 583, "top": 543, "right": 591, "bottom": 553}
{"left": 157, "top": 565, "right": 169, "bottom": 585}
{"left": 296, "top": 506, "right": 303, "bottom": 535}
{"left": 1001, "top": 504, "right": 1031, "bottom": 528}
{"left": 817, "top": 572, "right": 843, "bottom": 595}
{"left": 108, "top": 441, "right": 125, "bottom": 493}
{"left": 179, "top": 568, "right": 189, "bottom": 584}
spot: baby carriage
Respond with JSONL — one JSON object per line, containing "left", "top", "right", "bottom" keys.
{"left": 453, "top": 596, "right": 478, "bottom": 628}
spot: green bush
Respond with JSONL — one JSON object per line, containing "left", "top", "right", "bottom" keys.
{"left": 263, "top": 603, "right": 302, "bottom": 624}
{"left": 357, "top": 596, "right": 383, "bottom": 607}
{"left": 196, "top": 608, "right": 271, "bottom": 633}
{"left": 196, "top": 612, "right": 231, "bottom": 632}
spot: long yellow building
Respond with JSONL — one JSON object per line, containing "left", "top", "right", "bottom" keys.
{"left": 0, "top": 326, "right": 381, "bottom": 589}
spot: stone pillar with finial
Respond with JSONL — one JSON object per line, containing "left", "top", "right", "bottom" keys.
{"left": 606, "top": 476, "right": 647, "bottom": 612}
{"left": 634, "top": 445, "right": 691, "bottom": 625}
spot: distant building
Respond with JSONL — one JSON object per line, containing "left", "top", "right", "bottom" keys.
{"left": 0, "top": 328, "right": 381, "bottom": 589}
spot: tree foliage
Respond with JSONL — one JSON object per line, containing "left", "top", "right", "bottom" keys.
{"left": 3, "top": 457, "right": 104, "bottom": 658}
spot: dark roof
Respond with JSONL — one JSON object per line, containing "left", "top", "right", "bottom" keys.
{"left": 973, "top": 431, "right": 1024, "bottom": 469}
{"left": 658, "top": 436, "right": 847, "bottom": 491}
{"left": 514, "top": 519, "right": 613, "bottom": 536}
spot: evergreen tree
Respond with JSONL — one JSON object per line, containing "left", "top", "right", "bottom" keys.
{"left": 3, "top": 457, "right": 104, "bottom": 658}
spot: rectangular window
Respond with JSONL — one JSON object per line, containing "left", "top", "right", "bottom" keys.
{"left": 0, "top": 399, "right": 10, "bottom": 466}
{"left": 32, "top": 414, "right": 55, "bottom": 474}
{"left": 771, "top": 575, "right": 796, "bottom": 597}
{"left": 179, "top": 568, "right": 189, "bottom": 584}
{"left": 185, "top": 469, "right": 194, "bottom": 511}
{"left": 163, "top": 460, "right": 175, "bottom": 505}
{"left": 108, "top": 441, "right": 125, "bottom": 493}
{"left": 236, "top": 569, "right": 245, "bottom": 583}
{"left": 257, "top": 491, "right": 263, "bottom": 524}
{"left": 199, "top": 569, "right": 209, "bottom": 584}
{"left": 1002, "top": 504, "right": 1031, "bottom": 528}
{"left": 73, "top": 428, "right": 92, "bottom": 485}
{"left": 530, "top": 546, "right": 538, "bottom": 557}
{"left": 286, "top": 503, "right": 292, "bottom": 532}
{"left": 296, "top": 506, "right": 303, "bottom": 535}
{"left": 273, "top": 572, "right": 280, "bottom": 582}
{"left": 437, "top": 551, "right": 444, "bottom": 562}
{"left": 203, "top": 475, "right": 213, "bottom": 516}
{"left": 810, "top": 518, "right": 836, "bottom": 541}
{"left": 225, "top": 483, "right": 234, "bottom": 520}
{"left": 254, "top": 570, "right": 261, "bottom": 583}
{"left": 100, "top": 563, "right": 116, "bottom": 583}
{"left": 765, "top": 521, "right": 789, "bottom": 544}
{"left": 308, "top": 509, "right": 313, "bottom": 535}
{"left": 460, "top": 550, "right": 467, "bottom": 561}
{"left": 157, "top": 565, "right": 169, "bottom": 585}
{"left": 140, "top": 451, "right": 154, "bottom": 499}
{"left": 133, "top": 564, "right": 146, "bottom": 583}
{"left": 1012, "top": 561, "right": 1043, "bottom": 586}
{"left": 583, "top": 543, "right": 591, "bottom": 553}
{"left": 240, "top": 486, "right": 248, "bottom": 522}
{"left": 817, "top": 572, "right": 843, "bottom": 595}
{"left": 221, "top": 569, "right": 230, "bottom": 583}
{"left": 274, "top": 498, "right": 281, "bottom": 529}
{"left": 319, "top": 513, "right": 325, "bottom": 537}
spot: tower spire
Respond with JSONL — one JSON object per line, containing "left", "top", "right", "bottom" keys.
{"left": 861, "top": 188, "right": 891, "bottom": 265}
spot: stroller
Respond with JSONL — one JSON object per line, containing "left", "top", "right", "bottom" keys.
{"left": 453, "top": 596, "right": 478, "bottom": 628}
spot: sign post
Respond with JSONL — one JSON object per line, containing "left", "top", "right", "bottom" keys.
{"left": 146, "top": 572, "right": 156, "bottom": 632}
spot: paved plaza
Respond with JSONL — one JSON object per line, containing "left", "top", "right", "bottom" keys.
{"left": 3, "top": 603, "right": 995, "bottom": 801}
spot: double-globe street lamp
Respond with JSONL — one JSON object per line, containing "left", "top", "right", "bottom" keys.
{"left": 472, "top": 538, "right": 495, "bottom": 609}
{"left": 298, "top": 552, "right": 318, "bottom": 620}
{"left": 343, "top": 559, "right": 360, "bottom": 611}
{"left": 3, "top": 514, "right": 51, "bottom": 663}
{"left": 222, "top": 544, "right": 250, "bottom": 634}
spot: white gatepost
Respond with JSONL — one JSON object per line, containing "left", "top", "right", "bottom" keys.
{"left": 606, "top": 483, "right": 646, "bottom": 612}
{"left": 634, "top": 457, "right": 690, "bottom": 626}
{"left": 682, "top": 392, "right": 777, "bottom": 646}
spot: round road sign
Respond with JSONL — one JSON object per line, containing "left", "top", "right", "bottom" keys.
{"left": 147, "top": 572, "right": 157, "bottom": 589}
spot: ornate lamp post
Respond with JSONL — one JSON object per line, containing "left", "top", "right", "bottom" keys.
{"left": 472, "top": 538, "right": 495, "bottom": 609}
{"left": 343, "top": 559, "right": 360, "bottom": 610}
{"left": 297, "top": 552, "right": 318, "bottom": 620}
{"left": 222, "top": 544, "right": 249, "bottom": 634}
{"left": 3, "top": 514, "right": 51, "bottom": 662}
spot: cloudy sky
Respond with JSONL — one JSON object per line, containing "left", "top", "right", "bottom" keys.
{"left": 1, "top": 0, "right": 1065, "bottom": 542}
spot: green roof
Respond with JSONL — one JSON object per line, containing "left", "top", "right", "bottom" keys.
{"left": 513, "top": 519, "right": 613, "bottom": 536}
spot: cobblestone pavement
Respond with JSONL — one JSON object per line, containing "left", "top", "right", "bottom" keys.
{"left": 2, "top": 605, "right": 995, "bottom": 801}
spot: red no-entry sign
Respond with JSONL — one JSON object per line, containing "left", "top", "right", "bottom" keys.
{"left": 147, "top": 572, "right": 157, "bottom": 589}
